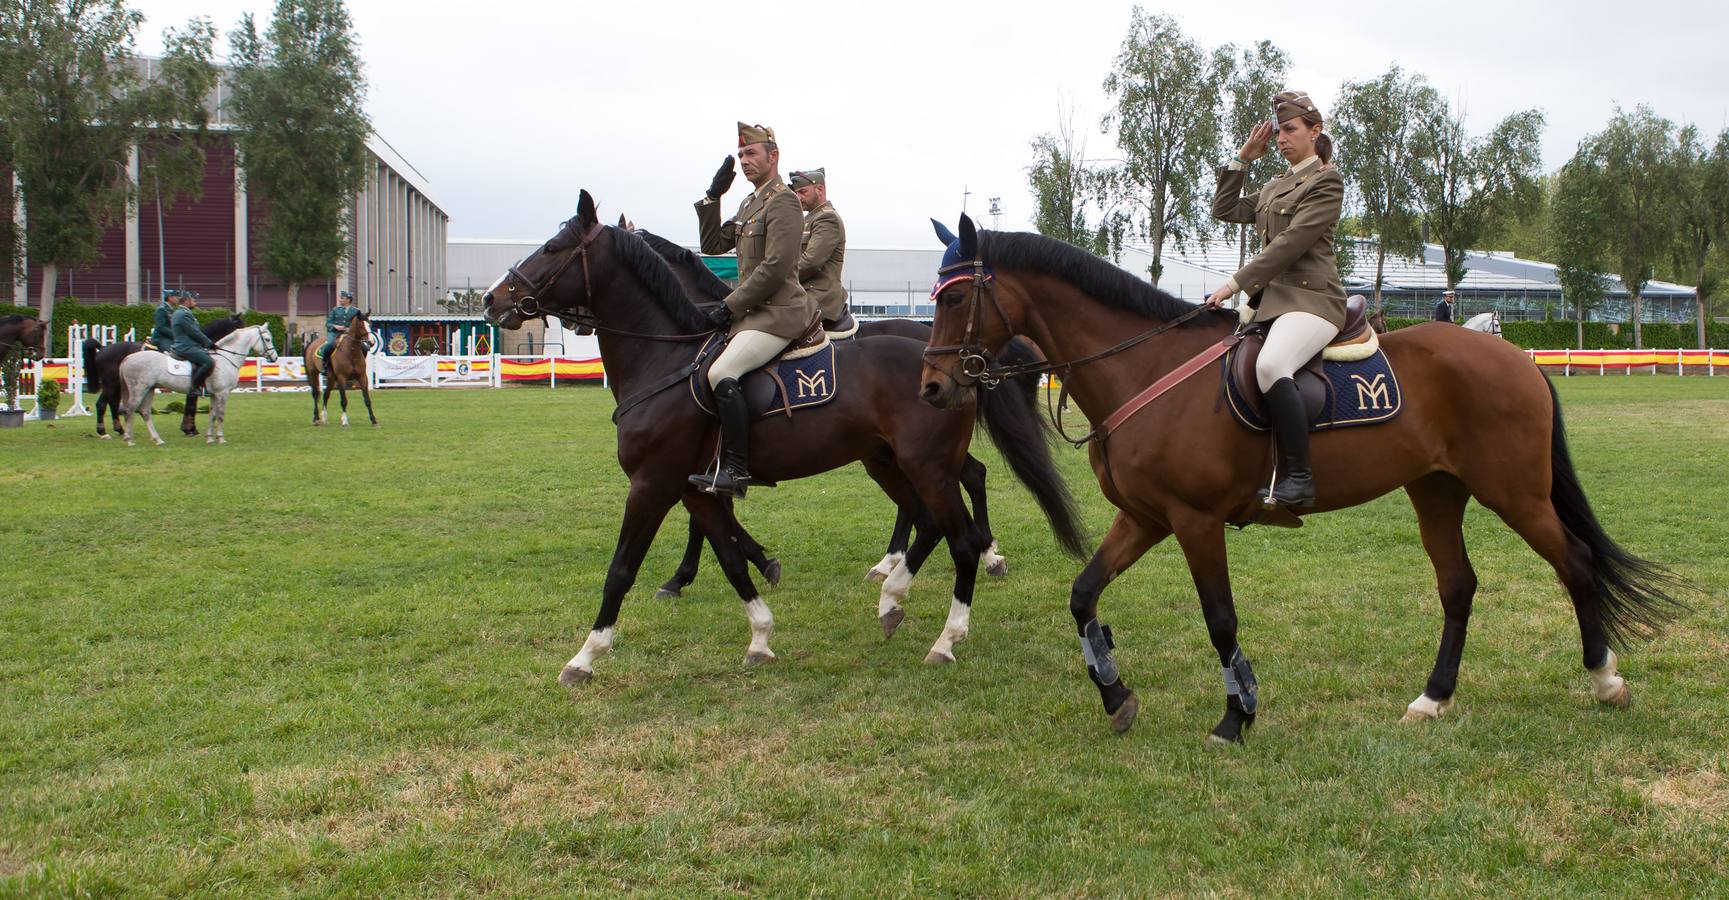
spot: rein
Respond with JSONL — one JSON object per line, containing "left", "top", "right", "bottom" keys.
{"left": 493, "top": 222, "right": 716, "bottom": 343}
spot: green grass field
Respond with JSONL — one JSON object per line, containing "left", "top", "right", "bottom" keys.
{"left": 2, "top": 379, "right": 1725, "bottom": 896}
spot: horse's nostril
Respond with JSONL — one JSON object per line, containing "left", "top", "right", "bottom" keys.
{"left": 482, "top": 292, "right": 493, "bottom": 306}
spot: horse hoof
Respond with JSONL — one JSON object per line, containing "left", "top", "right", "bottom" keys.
{"left": 985, "top": 558, "right": 1008, "bottom": 577}
{"left": 763, "top": 558, "right": 782, "bottom": 587}
{"left": 654, "top": 586, "right": 681, "bottom": 600}
{"left": 744, "top": 650, "right": 775, "bottom": 666}
{"left": 1109, "top": 693, "right": 1140, "bottom": 734}
{"left": 98, "top": 433, "right": 110, "bottom": 440}
{"left": 1205, "top": 733, "right": 1240, "bottom": 748}
{"left": 1598, "top": 682, "right": 1631, "bottom": 708}
{"left": 558, "top": 665, "right": 592, "bottom": 686}
{"left": 152, "top": 439, "right": 165, "bottom": 446}
{"left": 1401, "top": 694, "right": 1453, "bottom": 723}
{"left": 313, "top": 421, "right": 322, "bottom": 427}
{"left": 923, "top": 649, "right": 954, "bottom": 665}
{"left": 865, "top": 567, "right": 889, "bottom": 583}
{"left": 879, "top": 607, "right": 905, "bottom": 639}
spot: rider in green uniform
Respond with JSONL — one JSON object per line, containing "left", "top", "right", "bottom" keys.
{"left": 147, "top": 291, "right": 177, "bottom": 351}
{"left": 319, "top": 291, "right": 359, "bottom": 368}
{"left": 170, "top": 293, "right": 216, "bottom": 397}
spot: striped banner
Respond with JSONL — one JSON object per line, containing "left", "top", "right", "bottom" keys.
{"left": 498, "top": 356, "right": 605, "bottom": 381}
{"left": 1529, "top": 349, "right": 1727, "bottom": 370}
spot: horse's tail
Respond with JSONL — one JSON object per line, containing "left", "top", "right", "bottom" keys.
{"left": 81, "top": 339, "right": 102, "bottom": 394}
{"left": 975, "top": 338, "right": 1088, "bottom": 558}
{"left": 1545, "top": 377, "right": 1686, "bottom": 647}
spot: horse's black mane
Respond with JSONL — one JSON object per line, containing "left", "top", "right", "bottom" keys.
{"left": 603, "top": 227, "right": 711, "bottom": 331}
{"left": 634, "top": 229, "right": 731, "bottom": 303}
{"left": 205, "top": 314, "right": 246, "bottom": 340}
{"left": 1, "top": 314, "right": 34, "bottom": 326}
{"left": 980, "top": 231, "right": 1229, "bottom": 328}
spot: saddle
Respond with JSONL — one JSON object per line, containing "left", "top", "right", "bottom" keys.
{"left": 1223, "top": 296, "right": 1401, "bottom": 431}
{"left": 691, "top": 316, "right": 840, "bottom": 421}
{"left": 823, "top": 309, "right": 860, "bottom": 340}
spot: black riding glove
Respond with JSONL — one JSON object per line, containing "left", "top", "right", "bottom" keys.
{"left": 705, "top": 305, "right": 732, "bottom": 331}
{"left": 706, "top": 156, "right": 736, "bottom": 201}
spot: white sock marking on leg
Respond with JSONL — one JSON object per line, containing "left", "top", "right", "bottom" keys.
{"left": 745, "top": 597, "right": 775, "bottom": 658}
{"left": 927, "top": 596, "right": 972, "bottom": 661}
{"left": 1405, "top": 693, "right": 1453, "bottom": 720}
{"left": 567, "top": 627, "right": 614, "bottom": 673}
{"left": 878, "top": 560, "right": 913, "bottom": 618}
{"left": 1589, "top": 648, "right": 1625, "bottom": 702}
{"left": 869, "top": 551, "right": 905, "bottom": 580}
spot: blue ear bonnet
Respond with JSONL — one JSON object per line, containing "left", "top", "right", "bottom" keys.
{"left": 928, "top": 217, "right": 991, "bottom": 298}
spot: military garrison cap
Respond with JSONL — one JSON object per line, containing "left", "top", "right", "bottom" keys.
{"left": 737, "top": 121, "right": 777, "bottom": 147}
{"left": 1273, "top": 90, "right": 1322, "bottom": 125}
{"left": 789, "top": 168, "right": 825, "bottom": 189}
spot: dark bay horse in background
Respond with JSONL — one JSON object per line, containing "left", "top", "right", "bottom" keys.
{"left": 83, "top": 315, "right": 246, "bottom": 438}
{"left": 631, "top": 227, "right": 1021, "bottom": 596}
{"left": 484, "top": 191, "right": 1083, "bottom": 681}
{"left": 305, "top": 312, "right": 379, "bottom": 427}
{"left": 919, "top": 216, "right": 1682, "bottom": 741}
{"left": 0, "top": 315, "right": 47, "bottom": 363}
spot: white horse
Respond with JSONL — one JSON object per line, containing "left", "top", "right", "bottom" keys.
{"left": 1462, "top": 311, "right": 1502, "bottom": 336}
{"left": 118, "top": 325, "right": 278, "bottom": 446}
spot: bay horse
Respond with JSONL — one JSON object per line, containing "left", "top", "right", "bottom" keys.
{"left": 0, "top": 315, "right": 47, "bottom": 364}
{"left": 918, "top": 216, "right": 1683, "bottom": 742}
{"left": 631, "top": 227, "right": 1017, "bottom": 595}
{"left": 483, "top": 191, "right": 1083, "bottom": 680}
{"left": 83, "top": 314, "right": 246, "bottom": 438}
{"left": 305, "top": 311, "right": 379, "bottom": 427}
{"left": 118, "top": 325, "right": 279, "bottom": 445}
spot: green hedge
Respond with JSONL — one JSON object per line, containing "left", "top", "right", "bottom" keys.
{"left": 0, "top": 300, "right": 286, "bottom": 357}
{"left": 1379, "top": 316, "right": 1729, "bottom": 349}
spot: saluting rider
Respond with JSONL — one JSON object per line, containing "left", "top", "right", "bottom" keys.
{"left": 789, "top": 167, "right": 852, "bottom": 334}
{"left": 1207, "top": 90, "right": 1349, "bottom": 510}
{"left": 690, "top": 122, "right": 819, "bottom": 498}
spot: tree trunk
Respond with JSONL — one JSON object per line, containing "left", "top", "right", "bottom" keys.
{"left": 1577, "top": 298, "right": 1585, "bottom": 350}
{"left": 1373, "top": 244, "right": 1388, "bottom": 308}
{"left": 37, "top": 262, "right": 57, "bottom": 346}
{"left": 1238, "top": 223, "right": 1247, "bottom": 268}
{"left": 286, "top": 281, "right": 300, "bottom": 323}
{"left": 1696, "top": 261, "right": 1709, "bottom": 350}
{"left": 1631, "top": 290, "right": 1642, "bottom": 349}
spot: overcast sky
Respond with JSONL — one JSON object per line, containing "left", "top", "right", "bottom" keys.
{"left": 128, "top": 0, "right": 1729, "bottom": 250}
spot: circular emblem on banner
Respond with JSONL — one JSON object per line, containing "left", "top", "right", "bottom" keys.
{"left": 387, "top": 333, "right": 408, "bottom": 356}
{"left": 457, "top": 361, "right": 471, "bottom": 377}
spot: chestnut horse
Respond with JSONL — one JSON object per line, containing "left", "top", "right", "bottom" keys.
{"left": 918, "top": 216, "right": 1682, "bottom": 742}
{"left": 483, "top": 191, "right": 1083, "bottom": 681}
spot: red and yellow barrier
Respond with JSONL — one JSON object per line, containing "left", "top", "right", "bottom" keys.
{"left": 1529, "top": 349, "right": 1728, "bottom": 371}
{"left": 498, "top": 356, "right": 605, "bottom": 382}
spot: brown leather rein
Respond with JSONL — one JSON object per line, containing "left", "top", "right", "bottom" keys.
{"left": 920, "top": 255, "right": 1225, "bottom": 444}
{"left": 491, "top": 221, "right": 715, "bottom": 343}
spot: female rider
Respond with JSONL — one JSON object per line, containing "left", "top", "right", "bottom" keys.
{"left": 1207, "top": 90, "right": 1348, "bottom": 509}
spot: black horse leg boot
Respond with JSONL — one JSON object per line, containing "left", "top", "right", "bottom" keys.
{"left": 1258, "top": 377, "right": 1316, "bottom": 508}
{"left": 688, "top": 378, "right": 752, "bottom": 498}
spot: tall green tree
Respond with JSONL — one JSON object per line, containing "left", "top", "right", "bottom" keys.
{"left": 0, "top": 0, "right": 215, "bottom": 323}
{"left": 1578, "top": 106, "right": 1680, "bottom": 348}
{"left": 1217, "top": 39, "right": 1289, "bottom": 268}
{"left": 1672, "top": 125, "right": 1729, "bottom": 348}
{"left": 1550, "top": 156, "right": 1612, "bottom": 349}
{"left": 1411, "top": 102, "right": 1545, "bottom": 293}
{"left": 1099, "top": 8, "right": 1227, "bottom": 281}
{"left": 228, "top": 0, "right": 370, "bottom": 321}
{"left": 1027, "top": 109, "right": 1125, "bottom": 259}
{"left": 1332, "top": 66, "right": 1439, "bottom": 308}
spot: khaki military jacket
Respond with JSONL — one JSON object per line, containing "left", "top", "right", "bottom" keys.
{"left": 798, "top": 201, "right": 848, "bottom": 323}
{"left": 1212, "top": 156, "right": 1349, "bottom": 330}
{"left": 695, "top": 175, "right": 817, "bottom": 341}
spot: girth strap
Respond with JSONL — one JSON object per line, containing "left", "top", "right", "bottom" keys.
{"left": 1095, "top": 333, "right": 1240, "bottom": 439}
{"left": 611, "top": 338, "right": 724, "bottom": 424}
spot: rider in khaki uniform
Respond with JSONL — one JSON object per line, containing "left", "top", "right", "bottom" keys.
{"left": 690, "top": 122, "right": 819, "bottom": 498}
{"left": 1207, "top": 90, "right": 1348, "bottom": 510}
{"left": 789, "top": 168, "right": 852, "bottom": 334}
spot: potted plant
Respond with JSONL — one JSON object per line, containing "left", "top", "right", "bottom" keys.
{"left": 415, "top": 336, "right": 438, "bottom": 356}
{"left": 0, "top": 347, "right": 22, "bottom": 428}
{"left": 36, "top": 376, "right": 61, "bottom": 421}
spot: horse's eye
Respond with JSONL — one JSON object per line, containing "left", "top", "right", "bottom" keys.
{"left": 508, "top": 285, "right": 515, "bottom": 292}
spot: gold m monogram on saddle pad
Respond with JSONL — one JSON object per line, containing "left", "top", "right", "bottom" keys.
{"left": 1223, "top": 337, "right": 1403, "bottom": 432}
{"left": 690, "top": 334, "right": 840, "bottom": 420}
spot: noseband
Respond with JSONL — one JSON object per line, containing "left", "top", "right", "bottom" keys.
{"left": 921, "top": 256, "right": 1012, "bottom": 388}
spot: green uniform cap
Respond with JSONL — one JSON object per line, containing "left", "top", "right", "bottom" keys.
{"left": 1273, "top": 90, "right": 1322, "bottom": 125}
{"left": 789, "top": 168, "right": 825, "bottom": 189}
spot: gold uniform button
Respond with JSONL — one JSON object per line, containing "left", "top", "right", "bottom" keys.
{"left": 1302, "top": 280, "right": 1309, "bottom": 287}
{"left": 1279, "top": 207, "right": 1288, "bottom": 214}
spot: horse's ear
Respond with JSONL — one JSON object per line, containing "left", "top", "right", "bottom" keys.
{"left": 577, "top": 190, "right": 598, "bottom": 229}
{"left": 958, "top": 214, "right": 978, "bottom": 260}
{"left": 616, "top": 213, "right": 628, "bottom": 228}
{"left": 931, "top": 218, "right": 957, "bottom": 247}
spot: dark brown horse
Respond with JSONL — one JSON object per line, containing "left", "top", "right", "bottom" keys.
{"left": 918, "top": 217, "right": 1682, "bottom": 741}
{"left": 483, "top": 191, "right": 1083, "bottom": 681}
{"left": 305, "top": 312, "right": 379, "bottom": 427}
{"left": 630, "top": 227, "right": 1015, "bottom": 595}
{"left": 0, "top": 315, "right": 47, "bottom": 362}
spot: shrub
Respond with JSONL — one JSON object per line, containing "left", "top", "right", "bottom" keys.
{"left": 1, "top": 300, "right": 287, "bottom": 356}
{"left": 36, "top": 375, "right": 60, "bottom": 412}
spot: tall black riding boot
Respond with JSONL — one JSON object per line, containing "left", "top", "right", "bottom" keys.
{"left": 688, "top": 377, "right": 752, "bottom": 498}
{"left": 1258, "top": 377, "right": 1316, "bottom": 508}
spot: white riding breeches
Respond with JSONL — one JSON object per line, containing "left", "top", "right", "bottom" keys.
{"left": 708, "top": 329, "right": 789, "bottom": 386}
{"left": 1255, "top": 311, "right": 1340, "bottom": 392}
